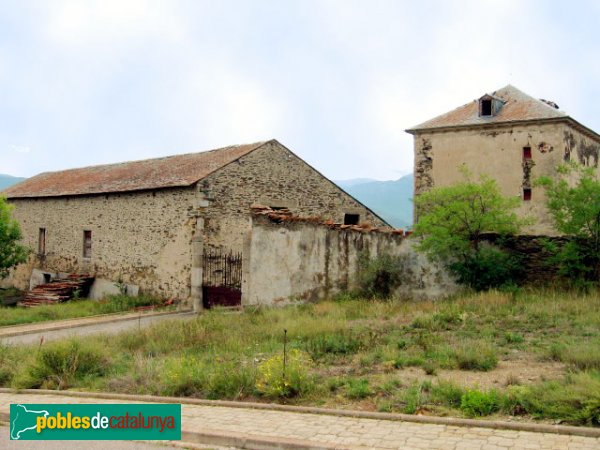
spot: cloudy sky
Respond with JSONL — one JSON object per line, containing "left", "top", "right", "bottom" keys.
{"left": 2, "top": 0, "right": 600, "bottom": 180}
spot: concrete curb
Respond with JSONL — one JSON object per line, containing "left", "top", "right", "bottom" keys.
{"left": 0, "top": 309, "right": 191, "bottom": 338}
{"left": 1, "top": 388, "right": 599, "bottom": 439}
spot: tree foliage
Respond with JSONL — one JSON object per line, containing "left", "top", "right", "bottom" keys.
{"left": 0, "top": 196, "right": 29, "bottom": 278}
{"left": 537, "top": 164, "right": 600, "bottom": 284}
{"left": 413, "top": 172, "right": 526, "bottom": 290}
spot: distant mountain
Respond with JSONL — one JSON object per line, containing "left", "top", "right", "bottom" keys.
{"left": 335, "top": 178, "right": 378, "bottom": 188}
{"left": 335, "top": 175, "right": 414, "bottom": 229}
{"left": 0, "top": 174, "right": 26, "bottom": 191}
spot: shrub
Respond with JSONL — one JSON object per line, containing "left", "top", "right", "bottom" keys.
{"left": 346, "top": 378, "right": 372, "bottom": 399}
{"left": 357, "top": 252, "right": 403, "bottom": 298}
{"left": 460, "top": 389, "right": 502, "bottom": 417}
{"left": 255, "top": 349, "right": 312, "bottom": 398}
{"left": 449, "top": 246, "right": 521, "bottom": 291}
{"left": 402, "top": 384, "right": 424, "bottom": 414}
{"left": 205, "top": 361, "right": 256, "bottom": 399}
{"left": 503, "top": 372, "right": 600, "bottom": 425}
{"left": 17, "top": 340, "right": 109, "bottom": 389}
{"left": 429, "top": 381, "right": 464, "bottom": 408}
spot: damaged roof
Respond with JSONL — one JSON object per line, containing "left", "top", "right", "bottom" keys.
{"left": 406, "top": 85, "right": 571, "bottom": 133}
{"left": 3, "top": 141, "right": 269, "bottom": 198}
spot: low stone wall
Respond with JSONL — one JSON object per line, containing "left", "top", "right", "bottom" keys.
{"left": 241, "top": 213, "right": 456, "bottom": 305}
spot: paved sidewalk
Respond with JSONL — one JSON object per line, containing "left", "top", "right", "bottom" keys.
{"left": 1, "top": 391, "right": 599, "bottom": 449}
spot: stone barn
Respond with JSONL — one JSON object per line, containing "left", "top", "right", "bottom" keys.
{"left": 2, "top": 139, "right": 387, "bottom": 309}
{"left": 406, "top": 85, "right": 600, "bottom": 234}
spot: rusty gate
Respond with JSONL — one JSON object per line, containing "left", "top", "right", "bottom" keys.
{"left": 202, "top": 249, "right": 242, "bottom": 308}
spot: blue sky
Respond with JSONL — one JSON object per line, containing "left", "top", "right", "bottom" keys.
{"left": 2, "top": 0, "right": 600, "bottom": 180}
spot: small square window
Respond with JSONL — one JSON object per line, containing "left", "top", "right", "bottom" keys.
{"left": 83, "top": 230, "right": 92, "bottom": 258}
{"left": 523, "top": 146, "right": 532, "bottom": 160}
{"left": 523, "top": 188, "right": 532, "bottom": 201}
{"left": 344, "top": 213, "right": 360, "bottom": 225}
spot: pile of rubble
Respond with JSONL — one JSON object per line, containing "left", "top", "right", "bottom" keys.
{"left": 19, "top": 274, "right": 95, "bottom": 307}
{"left": 250, "top": 205, "right": 407, "bottom": 235}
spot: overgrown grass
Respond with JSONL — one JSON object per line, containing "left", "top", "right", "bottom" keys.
{"left": 1, "top": 288, "right": 600, "bottom": 425}
{"left": 0, "top": 294, "right": 168, "bottom": 327}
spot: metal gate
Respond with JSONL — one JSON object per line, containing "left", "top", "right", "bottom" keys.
{"left": 202, "top": 249, "right": 242, "bottom": 308}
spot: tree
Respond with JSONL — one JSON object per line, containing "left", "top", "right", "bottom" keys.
{"left": 413, "top": 172, "right": 526, "bottom": 290}
{"left": 537, "top": 164, "right": 600, "bottom": 285}
{"left": 0, "top": 196, "right": 29, "bottom": 278}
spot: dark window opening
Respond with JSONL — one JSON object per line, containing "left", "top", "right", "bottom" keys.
{"left": 83, "top": 230, "right": 92, "bottom": 258}
{"left": 38, "top": 228, "right": 46, "bottom": 255}
{"left": 481, "top": 99, "right": 492, "bottom": 116}
{"left": 523, "top": 146, "right": 532, "bottom": 160}
{"left": 344, "top": 213, "right": 360, "bottom": 225}
{"left": 270, "top": 206, "right": 288, "bottom": 211}
{"left": 523, "top": 188, "right": 532, "bottom": 201}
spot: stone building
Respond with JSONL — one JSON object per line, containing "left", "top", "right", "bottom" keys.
{"left": 406, "top": 85, "right": 600, "bottom": 234}
{"left": 2, "top": 139, "right": 387, "bottom": 308}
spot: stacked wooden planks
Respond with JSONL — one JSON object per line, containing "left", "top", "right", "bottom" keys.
{"left": 19, "top": 274, "right": 95, "bottom": 307}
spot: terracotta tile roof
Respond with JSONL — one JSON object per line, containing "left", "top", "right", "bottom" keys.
{"left": 3, "top": 141, "right": 269, "bottom": 198}
{"left": 406, "top": 85, "right": 568, "bottom": 132}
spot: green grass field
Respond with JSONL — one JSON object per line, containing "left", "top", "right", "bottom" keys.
{"left": 0, "top": 294, "right": 167, "bottom": 327}
{"left": 1, "top": 288, "right": 599, "bottom": 426}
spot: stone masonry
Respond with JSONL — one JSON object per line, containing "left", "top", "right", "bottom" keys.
{"left": 2, "top": 140, "right": 387, "bottom": 305}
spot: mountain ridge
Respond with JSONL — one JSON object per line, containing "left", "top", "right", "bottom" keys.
{"left": 335, "top": 174, "right": 414, "bottom": 229}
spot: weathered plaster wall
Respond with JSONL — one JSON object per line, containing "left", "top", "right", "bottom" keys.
{"left": 5, "top": 187, "right": 197, "bottom": 300}
{"left": 242, "top": 215, "right": 456, "bottom": 306}
{"left": 412, "top": 122, "right": 600, "bottom": 235}
{"left": 201, "top": 141, "right": 388, "bottom": 252}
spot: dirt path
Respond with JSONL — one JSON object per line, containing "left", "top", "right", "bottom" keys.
{"left": 0, "top": 311, "right": 196, "bottom": 345}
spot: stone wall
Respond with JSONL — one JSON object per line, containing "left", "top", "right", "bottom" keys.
{"left": 413, "top": 122, "right": 600, "bottom": 235}
{"left": 242, "top": 213, "right": 456, "bottom": 306}
{"left": 4, "top": 187, "right": 197, "bottom": 300}
{"left": 202, "top": 140, "right": 388, "bottom": 252}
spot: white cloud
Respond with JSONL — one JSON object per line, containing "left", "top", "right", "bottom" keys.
{"left": 43, "top": 0, "right": 186, "bottom": 47}
{"left": 10, "top": 145, "right": 31, "bottom": 154}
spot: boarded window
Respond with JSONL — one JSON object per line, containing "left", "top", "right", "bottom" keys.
{"left": 523, "top": 146, "right": 532, "bottom": 160}
{"left": 38, "top": 228, "right": 46, "bottom": 255}
{"left": 344, "top": 213, "right": 360, "bottom": 225}
{"left": 83, "top": 230, "right": 92, "bottom": 258}
{"left": 523, "top": 188, "right": 532, "bottom": 201}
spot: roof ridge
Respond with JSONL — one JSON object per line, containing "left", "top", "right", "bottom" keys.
{"left": 3, "top": 140, "right": 273, "bottom": 198}
{"left": 406, "top": 84, "right": 570, "bottom": 133}
{"left": 32, "top": 140, "right": 270, "bottom": 176}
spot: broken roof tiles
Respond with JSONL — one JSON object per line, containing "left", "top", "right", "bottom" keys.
{"left": 250, "top": 205, "right": 404, "bottom": 236}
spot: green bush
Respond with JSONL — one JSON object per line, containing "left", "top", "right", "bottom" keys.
{"left": 255, "top": 349, "right": 312, "bottom": 398}
{"left": 17, "top": 340, "right": 109, "bottom": 389}
{"left": 346, "top": 378, "right": 372, "bottom": 399}
{"left": 502, "top": 372, "right": 600, "bottom": 425}
{"left": 429, "top": 381, "right": 464, "bottom": 408}
{"left": 460, "top": 389, "right": 502, "bottom": 417}
{"left": 357, "top": 252, "right": 403, "bottom": 298}
{"left": 449, "top": 246, "right": 521, "bottom": 291}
